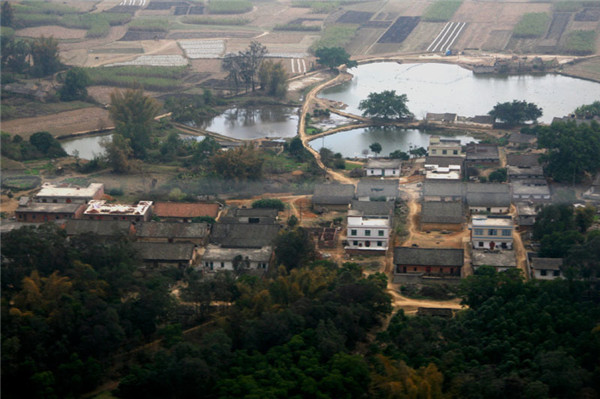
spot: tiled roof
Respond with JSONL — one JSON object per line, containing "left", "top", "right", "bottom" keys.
{"left": 508, "top": 133, "right": 536, "bottom": 144}
{"left": 313, "top": 184, "right": 355, "bottom": 205}
{"left": 233, "top": 208, "right": 279, "bottom": 218}
{"left": 210, "top": 223, "right": 281, "bottom": 248}
{"left": 531, "top": 257, "right": 563, "bottom": 271}
{"left": 466, "top": 183, "right": 511, "bottom": 207}
{"left": 136, "top": 222, "right": 210, "bottom": 238}
{"left": 65, "top": 219, "right": 132, "bottom": 236}
{"left": 425, "top": 156, "right": 464, "bottom": 168}
{"left": 365, "top": 159, "right": 402, "bottom": 169}
{"left": 506, "top": 154, "right": 541, "bottom": 168}
{"left": 133, "top": 242, "right": 195, "bottom": 261}
{"left": 421, "top": 201, "right": 464, "bottom": 224}
{"left": 394, "top": 247, "right": 464, "bottom": 267}
{"left": 202, "top": 244, "right": 272, "bottom": 262}
{"left": 356, "top": 179, "right": 399, "bottom": 198}
{"left": 350, "top": 200, "right": 394, "bottom": 216}
{"left": 423, "top": 181, "right": 465, "bottom": 197}
{"left": 154, "top": 202, "right": 219, "bottom": 218}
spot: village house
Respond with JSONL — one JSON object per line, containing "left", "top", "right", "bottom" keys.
{"left": 153, "top": 202, "right": 220, "bottom": 222}
{"left": 365, "top": 159, "right": 402, "bottom": 177}
{"left": 64, "top": 219, "right": 133, "bottom": 238}
{"left": 426, "top": 113, "right": 458, "bottom": 124}
{"left": 356, "top": 179, "right": 399, "bottom": 201}
{"left": 420, "top": 201, "right": 464, "bottom": 231}
{"left": 201, "top": 245, "right": 272, "bottom": 273}
{"left": 465, "top": 143, "right": 500, "bottom": 167}
{"left": 229, "top": 207, "right": 279, "bottom": 224}
{"left": 393, "top": 247, "right": 464, "bottom": 276}
{"left": 210, "top": 223, "right": 280, "bottom": 248}
{"left": 425, "top": 156, "right": 464, "bottom": 169}
{"left": 135, "top": 222, "right": 210, "bottom": 245}
{"left": 507, "top": 165, "right": 545, "bottom": 181}
{"left": 516, "top": 202, "right": 537, "bottom": 228}
{"left": 422, "top": 181, "right": 464, "bottom": 202}
{"left": 16, "top": 201, "right": 86, "bottom": 223}
{"left": 507, "top": 132, "right": 537, "bottom": 148}
{"left": 132, "top": 242, "right": 198, "bottom": 268}
{"left": 511, "top": 180, "right": 551, "bottom": 202}
{"left": 471, "top": 215, "right": 514, "bottom": 250}
{"left": 583, "top": 174, "right": 600, "bottom": 203}
{"left": 312, "top": 183, "right": 355, "bottom": 211}
{"left": 345, "top": 201, "right": 394, "bottom": 252}
{"left": 84, "top": 200, "right": 153, "bottom": 222}
{"left": 424, "top": 165, "right": 461, "bottom": 180}
{"left": 466, "top": 183, "right": 511, "bottom": 214}
{"left": 471, "top": 250, "right": 517, "bottom": 273}
{"left": 530, "top": 257, "right": 564, "bottom": 280}
{"left": 34, "top": 182, "right": 104, "bottom": 204}
{"left": 427, "top": 136, "right": 464, "bottom": 157}
{"left": 506, "top": 153, "right": 542, "bottom": 168}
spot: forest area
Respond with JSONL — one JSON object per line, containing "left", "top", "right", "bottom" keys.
{"left": 2, "top": 224, "right": 599, "bottom": 399}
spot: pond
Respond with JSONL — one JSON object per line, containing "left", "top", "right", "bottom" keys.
{"left": 309, "top": 126, "right": 476, "bottom": 158}
{"left": 61, "top": 134, "right": 112, "bottom": 160}
{"left": 197, "top": 106, "right": 299, "bottom": 139}
{"left": 319, "top": 63, "right": 600, "bottom": 123}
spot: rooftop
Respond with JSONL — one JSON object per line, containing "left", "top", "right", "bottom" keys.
{"left": 202, "top": 244, "right": 272, "bottom": 262}
{"left": 154, "top": 202, "right": 219, "bottom": 219}
{"left": 472, "top": 215, "right": 513, "bottom": 227}
{"left": 394, "top": 247, "right": 464, "bottom": 267}
{"left": 65, "top": 219, "right": 132, "bottom": 236}
{"left": 233, "top": 208, "right": 279, "bottom": 218}
{"left": 425, "top": 156, "right": 464, "bottom": 168}
{"left": 36, "top": 182, "right": 104, "bottom": 199}
{"left": 210, "top": 223, "right": 281, "bottom": 248}
{"left": 347, "top": 213, "right": 390, "bottom": 227}
{"left": 313, "top": 184, "right": 355, "bottom": 205}
{"left": 512, "top": 181, "right": 550, "bottom": 196}
{"left": 466, "top": 183, "right": 511, "bottom": 207}
{"left": 508, "top": 133, "right": 536, "bottom": 144}
{"left": 136, "top": 222, "right": 210, "bottom": 239}
{"left": 84, "top": 200, "right": 153, "bottom": 216}
{"left": 133, "top": 242, "right": 195, "bottom": 261}
{"left": 421, "top": 201, "right": 464, "bottom": 224}
{"left": 531, "top": 257, "right": 563, "bottom": 271}
{"left": 16, "top": 202, "right": 85, "bottom": 214}
{"left": 356, "top": 179, "right": 399, "bottom": 199}
{"left": 423, "top": 181, "right": 465, "bottom": 197}
{"left": 365, "top": 159, "right": 402, "bottom": 169}
{"left": 465, "top": 143, "right": 499, "bottom": 161}
{"left": 506, "top": 153, "right": 541, "bottom": 168}
{"left": 350, "top": 200, "right": 394, "bottom": 216}
{"left": 507, "top": 165, "right": 545, "bottom": 177}
{"left": 516, "top": 202, "right": 537, "bottom": 216}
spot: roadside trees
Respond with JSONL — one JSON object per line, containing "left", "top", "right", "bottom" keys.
{"left": 488, "top": 100, "right": 542, "bottom": 126}
{"left": 359, "top": 90, "right": 413, "bottom": 120}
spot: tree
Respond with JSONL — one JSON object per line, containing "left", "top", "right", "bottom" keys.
{"left": 488, "top": 100, "right": 542, "bottom": 126}
{"left": 314, "top": 47, "right": 357, "bottom": 70}
{"left": 60, "top": 68, "right": 91, "bottom": 101}
{"left": 252, "top": 198, "right": 285, "bottom": 211}
{"left": 274, "top": 227, "right": 316, "bottom": 270}
{"left": 1, "top": 36, "right": 30, "bottom": 74}
{"left": 210, "top": 145, "right": 264, "bottom": 180}
{"left": 258, "top": 60, "right": 288, "bottom": 98}
{"left": 287, "top": 136, "right": 307, "bottom": 161}
{"left": 29, "top": 131, "right": 67, "bottom": 158}
{"left": 369, "top": 142, "right": 382, "bottom": 155}
{"left": 389, "top": 149, "right": 409, "bottom": 160}
{"left": 574, "top": 205, "right": 596, "bottom": 233}
{"left": 109, "top": 86, "right": 160, "bottom": 159}
{"left": 488, "top": 168, "right": 507, "bottom": 182}
{"left": 533, "top": 204, "right": 575, "bottom": 240}
{"left": 101, "top": 134, "right": 132, "bottom": 173}
{"left": 574, "top": 101, "right": 600, "bottom": 119}
{"left": 222, "top": 41, "right": 268, "bottom": 93}
{"left": 222, "top": 53, "right": 243, "bottom": 94}
{"left": 409, "top": 146, "right": 427, "bottom": 158}
{"left": 30, "top": 35, "right": 61, "bottom": 77}
{"left": 1, "top": 1, "right": 14, "bottom": 28}
{"left": 358, "top": 90, "right": 413, "bottom": 120}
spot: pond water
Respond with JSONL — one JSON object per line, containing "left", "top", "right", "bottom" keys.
{"left": 319, "top": 63, "right": 600, "bottom": 123}
{"left": 197, "top": 106, "right": 299, "bottom": 139}
{"left": 61, "top": 134, "right": 112, "bottom": 160}
{"left": 309, "top": 126, "right": 476, "bottom": 158}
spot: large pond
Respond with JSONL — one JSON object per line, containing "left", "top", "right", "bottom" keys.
{"left": 319, "top": 63, "right": 600, "bottom": 123}
{"left": 309, "top": 126, "right": 476, "bottom": 158}
{"left": 197, "top": 106, "right": 299, "bottom": 139}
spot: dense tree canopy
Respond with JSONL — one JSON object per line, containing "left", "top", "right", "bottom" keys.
{"left": 369, "top": 142, "right": 382, "bottom": 155}
{"left": 574, "top": 101, "right": 600, "bottom": 119}
{"left": 359, "top": 90, "right": 413, "bottom": 120}
{"left": 314, "top": 47, "right": 357, "bottom": 70}
{"left": 59, "top": 67, "right": 91, "bottom": 101}
{"left": 488, "top": 100, "right": 542, "bottom": 126}
{"left": 210, "top": 145, "right": 264, "bottom": 181}
{"left": 258, "top": 60, "right": 288, "bottom": 98}
{"left": 222, "top": 41, "right": 268, "bottom": 93}
{"left": 30, "top": 35, "right": 61, "bottom": 77}
{"left": 536, "top": 121, "right": 600, "bottom": 183}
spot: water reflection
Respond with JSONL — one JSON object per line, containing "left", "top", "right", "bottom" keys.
{"left": 309, "top": 126, "right": 476, "bottom": 158}
{"left": 199, "top": 106, "right": 299, "bottom": 139}
{"left": 61, "top": 134, "right": 112, "bottom": 160}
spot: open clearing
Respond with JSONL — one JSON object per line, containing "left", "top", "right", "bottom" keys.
{"left": 16, "top": 26, "right": 88, "bottom": 40}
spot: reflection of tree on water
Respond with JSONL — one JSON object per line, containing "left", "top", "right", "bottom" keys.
{"left": 223, "top": 107, "right": 291, "bottom": 128}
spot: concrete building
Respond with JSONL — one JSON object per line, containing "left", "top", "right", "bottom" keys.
{"left": 16, "top": 202, "right": 86, "bottom": 222}
{"left": 346, "top": 210, "right": 391, "bottom": 252}
{"left": 472, "top": 250, "right": 517, "bottom": 272}
{"left": 471, "top": 215, "right": 514, "bottom": 250}
{"left": 516, "top": 202, "right": 537, "bottom": 227}
{"left": 84, "top": 200, "right": 153, "bottom": 222}
{"left": 427, "top": 136, "right": 463, "bottom": 157}
{"left": 35, "top": 182, "right": 104, "bottom": 204}
{"left": 365, "top": 159, "right": 402, "bottom": 177}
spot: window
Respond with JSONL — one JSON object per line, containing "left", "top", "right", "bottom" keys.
{"left": 370, "top": 170, "right": 375, "bottom": 175}
{"left": 393, "top": 170, "right": 396, "bottom": 174}
{"left": 351, "top": 229, "right": 357, "bottom": 236}
{"left": 365, "top": 241, "right": 371, "bottom": 247}
{"left": 432, "top": 149, "right": 437, "bottom": 154}
{"left": 365, "top": 230, "right": 371, "bottom": 236}
{"left": 377, "top": 241, "right": 383, "bottom": 247}
{"left": 442, "top": 150, "right": 447, "bottom": 155}
{"left": 221, "top": 262, "right": 225, "bottom": 268}
{"left": 541, "top": 269, "right": 547, "bottom": 276}
{"left": 378, "top": 230, "right": 384, "bottom": 237}
{"left": 478, "top": 242, "right": 484, "bottom": 247}
{"left": 474, "top": 229, "right": 483, "bottom": 235}
{"left": 502, "top": 229, "right": 511, "bottom": 236}
{"left": 553, "top": 270, "right": 560, "bottom": 277}
{"left": 488, "top": 229, "right": 497, "bottom": 236}
{"left": 453, "top": 150, "right": 458, "bottom": 155}
{"left": 249, "top": 217, "right": 260, "bottom": 224}
{"left": 353, "top": 241, "right": 358, "bottom": 246}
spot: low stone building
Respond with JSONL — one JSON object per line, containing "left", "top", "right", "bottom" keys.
{"left": 516, "top": 202, "right": 537, "bottom": 227}
{"left": 35, "top": 182, "right": 104, "bottom": 204}
{"left": 530, "top": 257, "right": 564, "bottom": 280}
{"left": 394, "top": 247, "right": 464, "bottom": 276}
{"left": 135, "top": 222, "right": 210, "bottom": 245}
{"left": 471, "top": 250, "right": 517, "bottom": 273}
{"left": 201, "top": 245, "right": 272, "bottom": 273}
{"left": 511, "top": 180, "right": 551, "bottom": 202}
{"left": 422, "top": 181, "right": 465, "bottom": 202}
{"left": 356, "top": 179, "right": 399, "bottom": 201}
{"left": 312, "top": 183, "right": 355, "bottom": 211}
{"left": 132, "top": 242, "right": 198, "bottom": 268}
{"left": 16, "top": 202, "right": 86, "bottom": 223}
{"left": 466, "top": 183, "right": 511, "bottom": 214}
{"left": 465, "top": 143, "right": 500, "bottom": 167}
{"left": 153, "top": 202, "right": 220, "bottom": 222}
{"left": 364, "top": 159, "right": 402, "bottom": 177}
{"left": 421, "top": 201, "right": 464, "bottom": 231}
{"left": 507, "top": 133, "right": 536, "bottom": 148}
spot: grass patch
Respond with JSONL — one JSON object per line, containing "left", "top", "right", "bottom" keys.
{"left": 310, "top": 24, "right": 359, "bottom": 51}
{"left": 274, "top": 24, "right": 321, "bottom": 31}
{"left": 554, "top": 1, "right": 583, "bottom": 11}
{"left": 180, "top": 16, "right": 249, "bottom": 25}
{"left": 207, "top": 0, "right": 253, "bottom": 14}
{"left": 561, "top": 30, "right": 596, "bottom": 54}
{"left": 513, "top": 12, "right": 550, "bottom": 38}
{"left": 0, "top": 97, "right": 94, "bottom": 121}
{"left": 86, "top": 66, "right": 187, "bottom": 91}
{"left": 291, "top": 1, "right": 356, "bottom": 13}
{"left": 129, "top": 18, "right": 170, "bottom": 32}
{"left": 422, "top": 1, "right": 462, "bottom": 22}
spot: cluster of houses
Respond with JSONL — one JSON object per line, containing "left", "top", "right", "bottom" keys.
{"left": 10, "top": 182, "right": 282, "bottom": 274}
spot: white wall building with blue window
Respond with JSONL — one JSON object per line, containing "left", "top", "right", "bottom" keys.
{"left": 471, "top": 216, "right": 514, "bottom": 250}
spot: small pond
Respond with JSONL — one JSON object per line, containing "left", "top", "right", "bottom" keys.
{"left": 61, "top": 134, "right": 112, "bottom": 160}
{"left": 197, "top": 106, "right": 299, "bottom": 139}
{"left": 309, "top": 126, "right": 476, "bottom": 158}
{"left": 319, "top": 63, "right": 600, "bottom": 124}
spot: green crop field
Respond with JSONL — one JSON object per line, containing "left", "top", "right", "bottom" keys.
{"left": 422, "top": 1, "right": 462, "bottom": 22}
{"left": 181, "top": 16, "right": 249, "bottom": 25}
{"left": 207, "top": 0, "right": 253, "bottom": 14}
{"left": 310, "top": 24, "right": 359, "bottom": 51}
{"left": 86, "top": 66, "right": 187, "bottom": 91}
{"left": 513, "top": 13, "right": 550, "bottom": 38}
{"left": 562, "top": 30, "right": 596, "bottom": 55}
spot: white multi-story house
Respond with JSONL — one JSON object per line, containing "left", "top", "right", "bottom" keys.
{"left": 346, "top": 207, "right": 392, "bottom": 252}
{"left": 471, "top": 215, "right": 514, "bottom": 250}
{"left": 427, "top": 136, "right": 463, "bottom": 157}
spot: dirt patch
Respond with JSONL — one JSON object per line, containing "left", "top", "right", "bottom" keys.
{"left": 561, "top": 56, "right": 600, "bottom": 82}
{"left": 1, "top": 107, "right": 111, "bottom": 139}
{"left": 16, "top": 26, "right": 87, "bottom": 40}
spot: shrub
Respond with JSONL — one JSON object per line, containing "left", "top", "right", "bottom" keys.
{"left": 252, "top": 198, "right": 285, "bottom": 211}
